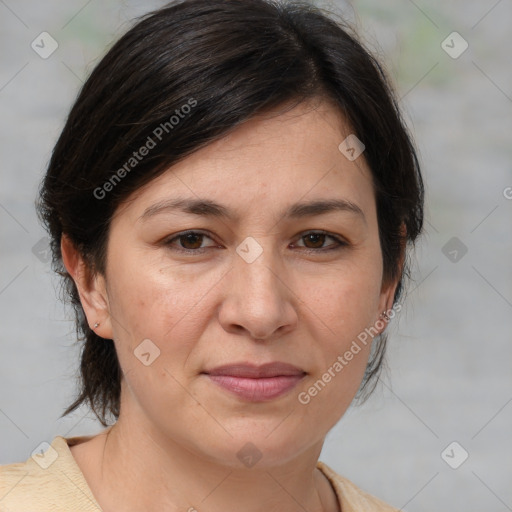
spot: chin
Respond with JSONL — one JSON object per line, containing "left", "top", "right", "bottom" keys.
{"left": 200, "top": 424, "right": 320, "bottom": 470}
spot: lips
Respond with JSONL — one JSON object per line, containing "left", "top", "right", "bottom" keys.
{"left": 205, "top": 362, "right": 305, "bottom": 378}
{"left": 203, "top": 362, "right": 306, "bottom": 401}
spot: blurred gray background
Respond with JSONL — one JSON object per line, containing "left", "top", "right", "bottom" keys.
{"left": 1, "top": 1, "right": 511, "bottom": 510}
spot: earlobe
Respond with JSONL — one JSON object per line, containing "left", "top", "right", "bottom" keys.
{"left": 60, "top": 235, "right": 113, "bottom": 339}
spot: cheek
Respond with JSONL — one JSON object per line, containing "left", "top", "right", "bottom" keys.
{"left": 304, "top": 261, "right": 383, "bottom": 337}
{"left": 107, "top": 257, "right": 214, "bottom": 338}
{"left": 296, "top": 260, "right": 382, "bottom": 407}
{"left": 105, "top": 265, "right": 208, "bottom": 420}
{"left": 296, "top": 281, "right": 377, "bottom": 428}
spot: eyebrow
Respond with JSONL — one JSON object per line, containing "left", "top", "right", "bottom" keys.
{"left": 139, "top": 197, "right": 366, "bottom": 223}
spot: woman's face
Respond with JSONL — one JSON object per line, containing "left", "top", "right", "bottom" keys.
{"left": 89, "top": 100, "right": 397, "bottom": 467}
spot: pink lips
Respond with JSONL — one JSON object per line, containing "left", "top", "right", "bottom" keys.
{"left": 204, "top": 362, "right": 306, "bottom": 401}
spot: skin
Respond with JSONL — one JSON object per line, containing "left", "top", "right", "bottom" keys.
{"left": 62, "top": 98, "right": 400, "bottom": 512}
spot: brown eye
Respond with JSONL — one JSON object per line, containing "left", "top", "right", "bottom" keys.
{"left": 164, "top": 230, "right": 217, "bottom": 253}
{"left": 178, "top": 232, "right": 204, "bottom": 249}
{"left": 303, "top": 233, "right": 327, "bottom": 249}
{"left": 294, "top": 231, "right": 346, "bottom": 252}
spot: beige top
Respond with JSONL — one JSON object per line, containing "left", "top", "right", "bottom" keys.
{"left": 0, "top": 432, "right": 399, "bottom": 511}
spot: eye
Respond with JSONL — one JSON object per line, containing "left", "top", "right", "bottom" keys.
{"left": 163, "top": 230, "right": 218, "bottom": 253}
{"left": 292, "top": 230, "right": 347, "bottom": 251}
{"left": 163, "top": 229, "right": 347, "bottom": 255}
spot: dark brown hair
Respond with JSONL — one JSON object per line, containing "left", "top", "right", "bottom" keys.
{"left": 37, "top": 0, "right": 423, "bottom": 426}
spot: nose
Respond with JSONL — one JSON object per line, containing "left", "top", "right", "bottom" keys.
{"left": 218, "top": 246, "right": 298, "bottom": 341}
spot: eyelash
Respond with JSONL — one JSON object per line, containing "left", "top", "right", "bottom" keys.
{"left": 162, "top": 229, "right": 348, "bottom": 255}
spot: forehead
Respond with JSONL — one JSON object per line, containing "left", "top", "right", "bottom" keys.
{"left": 115, "top": 100, "right": 376, "bottom": 224}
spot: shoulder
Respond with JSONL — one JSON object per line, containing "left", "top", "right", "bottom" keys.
{"left": 0, "top": 436, "right": 102, "bottom": 512}
{"left": 316, "top": 460, "right": 400, "bottom": 512}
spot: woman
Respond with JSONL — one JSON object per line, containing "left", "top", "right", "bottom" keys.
{"left": 0, "top": 0, "right": 423, "bottom": 510}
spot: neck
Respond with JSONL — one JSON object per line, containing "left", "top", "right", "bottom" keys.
{"left": 85, "top": 412, "right": 336, "bottom": 512}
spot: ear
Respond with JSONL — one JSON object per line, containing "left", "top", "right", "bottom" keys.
{"left": 375, "top": 277, "right": 399, "bottom": 333}
{"left": 61, "top": 234, "right": 113, "bottom": 339}
{"left": 375, "top": 223, "right": 407, "bottom": 333}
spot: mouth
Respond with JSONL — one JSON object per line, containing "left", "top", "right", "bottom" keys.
{"left": 202, "top": 362, "right": 307, "bottom": 402}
